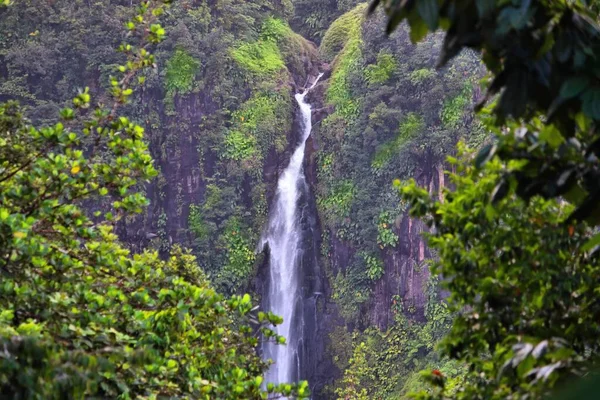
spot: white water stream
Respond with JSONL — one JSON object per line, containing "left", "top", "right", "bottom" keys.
{"left": 261, "top": 73, "right": 323, "bottom": 385}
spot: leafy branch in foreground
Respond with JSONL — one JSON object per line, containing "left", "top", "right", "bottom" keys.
{"left": 400, "top": 146, "right": 600, "bottom": 399}
{"left": 0, "top": 1, "right": 308, "bottom": 398}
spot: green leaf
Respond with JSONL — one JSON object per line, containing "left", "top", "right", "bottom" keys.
{"left": 491, "top": 178, "right": 510, "bottom": 204}
{"left": 474, "top": 143, "right": 496, "bottom": 168}
{"left": 516, "top": 355, "right": 535, "bottom": 378}
{"left": 538, "top": 125, "right": 564, "bottom": 148}
{"left": 581, "top": 232, "right": 600, "bottom": 252}
{"left": 409, "top": 17, "right": 429, "bottom": 43}
{"left": 476, "top": 0, "right": 494, "bottom": 18}
{"left": 559, "top": 77, "right": 589, "bottom": 99}
{"left": 416, "top": 0, "right": 439, "bottom": 30}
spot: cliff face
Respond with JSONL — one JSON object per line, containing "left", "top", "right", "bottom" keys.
{"left": 370, "top": 160, "right": 443, "bottom": 329}
{"left": 305, "top": 6, "right": 485, "bottom": 397}
{"left": 118, "top": 90, "right": 215, "bottom": 249}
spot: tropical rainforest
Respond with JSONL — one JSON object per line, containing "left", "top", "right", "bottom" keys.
{"left": 1, "top": 0, "right": 600, "bottom": 399}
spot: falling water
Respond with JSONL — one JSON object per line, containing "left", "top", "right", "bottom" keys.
{"left": 260, "top": 73, "right": 323, "bottom": 386}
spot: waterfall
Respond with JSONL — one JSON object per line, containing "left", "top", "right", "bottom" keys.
{"left": 261, "top": 73, "right": 323, "bottom": 386}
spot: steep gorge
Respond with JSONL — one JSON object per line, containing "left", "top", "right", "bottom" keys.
{"left": 0, "top": 1, "right": 484, "bottom": 398}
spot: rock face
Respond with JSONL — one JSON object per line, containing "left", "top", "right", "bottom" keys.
{"left": 296, "top": 160, "right": 334, "bottom": 397}
{"left": 369, "top": 161, "right": 445, "bottom": 330}
{"left": 117, "top": 90, "right": 218, "bottom": 251}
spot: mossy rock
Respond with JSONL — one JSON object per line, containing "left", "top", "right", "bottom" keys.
{"left": 319, "top": 3, "right": 367, "bottom": 63}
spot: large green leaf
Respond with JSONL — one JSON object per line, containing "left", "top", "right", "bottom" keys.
{"left": 416, "top": 0, "right": 439, "bottom": 30}
{"left": 581, "top": 232, "right": 600, "bottom": 252}
{"left": 559, "top": 76, "right": 589, "bottom": 99}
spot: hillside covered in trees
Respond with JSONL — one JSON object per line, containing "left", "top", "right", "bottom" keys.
{"left": 1, "top": 0, "right": 600, "bottom": 398}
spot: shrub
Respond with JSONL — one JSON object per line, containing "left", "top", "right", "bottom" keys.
{"left": 362, "top": 252, "right": 385, "bottom": 281}
{"left": 376, "top": 211, "right": 399, "bottom": 248}
{"left": 440, "top": 85, "right": 471, "bottom": 129}
{"left": 318, "top": 180, "right": 356, "bottom": 223}
{"left": 223, "top": 130, "right": 257, "bottom": 161}
{"left": 319, "top": 3, "right": 366, "bottom": 62}
{"left": 214, "top": 217, "right": 257, "bottom": 293}
{"left": 372, "top": 113, "right": 424, "bottom": 170}
{"left": 230, "top": 40, "right": 285, "bottom": 76}
{"left": 260, "top": 17, "right": 291, "bottom": 42}
{"left": 164, "top": 48, "right": 200, "bottom": 95}
{"left": 365, "top": 52, "right": 397, "bottom": 85}
{"left": 232, "top": 92, "right": 291, "bottom": 155}
{"left": 409, "top": 68, "right": 435, "bottom": 84}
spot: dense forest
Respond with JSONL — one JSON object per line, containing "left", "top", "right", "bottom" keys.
{"left": 1, "top": 0, "right": 600, "bottom": 399}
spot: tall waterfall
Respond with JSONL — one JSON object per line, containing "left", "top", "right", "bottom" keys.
{"left": 261, "top": 73, "right": 323, "bottom": 385}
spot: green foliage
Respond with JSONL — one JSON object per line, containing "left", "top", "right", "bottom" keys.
{"left": 202, "top": 183, "right": 228, "bottom": 220}
{"left": 289, "top": 0, "right": 349, "bottom": 41}
{"left": 321, "top": 3, "right": 367, "bottom": 120}
{"left": 260, "top": 17, "right": 292, "bottom": 42}
{"left": 184, "top": 178, "right": 260, "bottom": 295}
{"left": 362, "top": 251, "right": 384, "bottom": 281}
{"left": 188, "top": 204, "right": 210, "bottom": 241}
{"left": 372, "top": 113, "right": 424, "bottom": 170}
{"left": 335, "top": 342, "right": 370, "bottom": 400}
{"left": 0, "top": 0, "right": 308, "bottom": 306}
{"left": 409, "top": 68, "right": 435, "bottom": 84}
{"left": 334, "top": 286, "right": 456, "bottom": 399}
{"left": 440, "top": 85, "right": 470, "bottom": 129}
{"left": 231, "top": 91, "right": 291, "bottom": 155}
{"left": 317, "top": 152, "right": 335, "bottom": 182}
{"left": 318, "top": 180, "right": 356, "bottom": 222}
{"left": 401, "top": 147, "right": 599, "bottom": 399}
{"left": 257, "top": 16, "right": 317, "bottom": 77}
{"left": 217, "top": 15, "right": 311, "bottom": 184}
{"left": 230, "top": 40, "right": 285, "bottom": 77}
{"left": 0, "top": 239, "right": 292, "bottom": 399}
{"left": 331, "top": 269, "right": 370, "bottom": 322}
{"left": 328, "top": 325, "right": 354, "bottom": 372}
{"left": 365, "top": 51, "right": 397, "bottom": 85}
{"left": 0, "top": 3, "right": 309, "bottom": 397}
{"left": 214, "top": 217, "right": 257, "bottom": 293}
{"left": 158, "top": 5, "right": 312, "bottom": 302}
{"left": 376, "top": 211, "right": 398, "bottom": 248}
{"left": 164, "top": 48, "right": 200, "bottom": 95}
{"left": 223, "top": 130, "right": 258, "bottom": 161}
{"left": 319, "top": 3, "right": 366, "bottom": 62}
{"left": 316, "top": 15, "right": 483, "bottom": 389}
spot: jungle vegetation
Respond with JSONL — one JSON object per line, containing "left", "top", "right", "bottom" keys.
{"left": 1, "top": 0, "right": 600, "bottom": 399}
